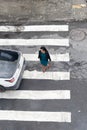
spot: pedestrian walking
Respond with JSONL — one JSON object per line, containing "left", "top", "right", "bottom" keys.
{"left": 38, "top": 46, "right": 51, "bottom": 72}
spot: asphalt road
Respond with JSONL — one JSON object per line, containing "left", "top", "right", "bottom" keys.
{"left": 0, "top": 79, "right": 87, "bottom": 130}
{"left": 0, "top": 21, "right": 87, "bottom": 130}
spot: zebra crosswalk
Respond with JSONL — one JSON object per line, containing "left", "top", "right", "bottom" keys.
{"left": 0, "top": 39, "right": 69, "bottom": 46}
{"left": 23, "top": 53, "right": 70, "bottom": 61}
{"left": 23, "top": 70, "right": 70, "bottom": 80}
{"left": 0, "top": 110, "right": 71, "bottom": 122}
{"left": 0, "top": 90, "right": 71, "bottom": 99}
{"left": 0, "top": 25, "right": 69, "bottom": 32}
{"left": 0, "top": 24, "right": 71, "bottom": 125}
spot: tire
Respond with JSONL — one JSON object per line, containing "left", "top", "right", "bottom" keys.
{"left": 0, "top": 85, "right": 6, "bottom": 92}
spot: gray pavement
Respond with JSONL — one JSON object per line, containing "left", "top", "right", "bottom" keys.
{"left": 0, "top": 0, "right": 87, "bottom": 23}
{"left": 70, "top": 21, "right": 87, "bottom": 80}
{"left": 1, "top": 21, "right": 87, "bottom": 80}
{"left": 0, "top": 22, "right": 87, "bottom": 130}
{"left": 0, "top": 79, "right": 87, "bottom": 130}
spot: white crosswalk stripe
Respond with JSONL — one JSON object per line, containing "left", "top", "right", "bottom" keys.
{"left": 23, "top": 53, "right": 70, "bottom": 62}
{"left": 0, "top": 39, "right": 69, "bottom": 46}
{"left": 0, "top": 24, "right": 71, "bottom": 123}
{"left": 0, "top": 110, "right": 71, "bottom": 122}
{"left": 23, "top": 70, "right": 70, "bottom": 80}
{"left": 0, "top": 25, "right": 69, "bottom": 32}
{"left": 0, "top": 90, "right": 70, "bottom": 99}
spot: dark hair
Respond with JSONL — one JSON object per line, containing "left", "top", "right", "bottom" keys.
{"left": 40, "top": 46, "right": 48, "bottom": 53}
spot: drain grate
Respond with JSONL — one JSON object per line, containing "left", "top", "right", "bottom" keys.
{"left": 70, "top": 29, "right": 86, "bottom": 41}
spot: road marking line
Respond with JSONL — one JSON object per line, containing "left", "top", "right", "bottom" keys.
{"left": 72, "top": 4, "right": 86, "bottom": 8}
{"left": 0, "top": 25, "right": 69, "bottom": 32}
{"left": 0, "top": 39, "right": 69, "bottom": 46}
{"left": 23, "top": 70, "right": 70, "bottom": 80}
{"left": 0, "top": 110, "right": 71, "bottom": 122}
{"left": 0, "top": 90, "right": 70, "bottom": 100}
{"left": 23, "top": 53, "right": 70, "bottom": 62}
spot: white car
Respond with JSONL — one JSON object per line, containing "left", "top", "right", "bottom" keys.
{"left": 0, "top": 49, "right": 25, "bottom": 92}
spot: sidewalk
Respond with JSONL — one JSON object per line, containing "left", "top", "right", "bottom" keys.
{"left": 0, "top": 0, "right": 87, "bottom": 23}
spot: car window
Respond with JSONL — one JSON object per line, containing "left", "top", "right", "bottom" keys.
{"left": 1, "top": 52, "right": 12, "bottom": 60}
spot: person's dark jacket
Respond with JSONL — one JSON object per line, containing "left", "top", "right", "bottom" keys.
{"left": 38, "top": 50, "right": 51, "bottom": 61}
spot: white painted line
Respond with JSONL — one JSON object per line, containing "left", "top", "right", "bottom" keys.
{"left": 23, "top": 53, "right": 70, "bottom": 62}
{"left": 0, "top": 39, "right": 69, "bottom": 46}
{"left": 0, "top": 110, "right": 71, "bottom": 122}
{"left": 0, "top": 25, "right": 69, "bottom": 32}
{"left": 0, "top": 90, "right": 70, "bottom": 100}
{"left": 23, "top": 70, "right": 70, "bottom": 80}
